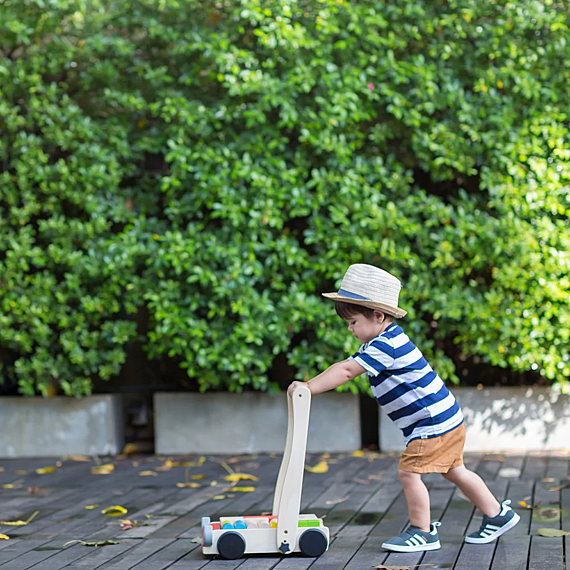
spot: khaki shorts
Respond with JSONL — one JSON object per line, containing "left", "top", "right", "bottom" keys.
{"left": 399, "top": 423, "right": 465, "bottom": 474}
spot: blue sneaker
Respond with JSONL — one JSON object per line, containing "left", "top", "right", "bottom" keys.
{"left": 382, "top": 522, "right": 441, "bottom": 552}
{"left": 465, "top": 500, "right": 520, "bottom": 544}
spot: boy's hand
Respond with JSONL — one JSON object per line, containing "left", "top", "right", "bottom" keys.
{"left": 287, "top": 381, "right": 307, "bottom": 397}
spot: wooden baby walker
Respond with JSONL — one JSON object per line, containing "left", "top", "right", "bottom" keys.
{"left": 201, "top": 384, "right": 330, "bottom": 560}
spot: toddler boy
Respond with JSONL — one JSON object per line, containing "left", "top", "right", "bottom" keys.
{"left": 288, "top": 264, "right": 519, "bottom": 551}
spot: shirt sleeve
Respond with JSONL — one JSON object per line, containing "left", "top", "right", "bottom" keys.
{"left": 350, "top": 339, "right": 395, "bottom": 377}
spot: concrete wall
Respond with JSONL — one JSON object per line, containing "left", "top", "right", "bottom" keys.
{"left": 154, "top": 391, "right": 360, "bottom": 454}
{"left": 379, "top": 387, "right": 570, "bottom": 452}
{"left": 0, "top": 395, "right": 124, "bottom": 458}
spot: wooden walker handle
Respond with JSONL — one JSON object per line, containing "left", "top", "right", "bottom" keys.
{"left": 272, "top": 384, "right": 311, "bottom": 554}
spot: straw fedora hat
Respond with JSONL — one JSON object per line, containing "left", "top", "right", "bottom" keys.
{"left": 322, "top": 264, "right": 407, "bottom": 318}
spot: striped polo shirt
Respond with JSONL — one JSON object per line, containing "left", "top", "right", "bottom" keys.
{"left": 349, "top": 323, "right": 463, "bottom": 445}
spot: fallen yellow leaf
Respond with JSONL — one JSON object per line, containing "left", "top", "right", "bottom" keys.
{"left": 91, "top": 464, "right": 114, "bottom": 475}
{"left": 0, "top": 511, "right": 39, "bottom": 526}
{"left": 191, "top": 474, "right": 206, "bottom": 480}
{"left": 536, "top": 528, "right": 570, "bottom": 537}
{"left": 67, "top": 455, "right": 91, "bottom": 462}
{"left": 0, "top": 534, "right": 8, "bottom": 540}
{"left": 352, "top": 450, "right": 364, "bottom": 457}
{"left": 139, "top": 471, "right": 157, "bottom": 477}
{"left": 224, "top": 473, "right": 259, "bottom": 482}
{"left": 232, "top": 486, "right": 256, "bottom": 492}
{"left": 36, "top": 466, "right": 56, "bottom": 474}
{"left": 101, "top": 506, "right": 128, "bottom": 517}
{"left": 85, "top": 505, "right": 99, "bottom": 510}
{"left": 305, "top": 461, "right": 329, "bottom": 474}
{"left": 212, "top": 494, "right": 232, "bottom": 500}
{"left": 176, "top": 482, "right": 201, "bottom": 488}
{"left": 15, "top": 470, "right": 28, "bottom": 475}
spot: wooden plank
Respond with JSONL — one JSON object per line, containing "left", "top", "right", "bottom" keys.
{"left": 521, "top": 453, "right": 548, "bottom": 480}
{"left": 527, "top": 478, "right": 564, "bottom": 570}
{"left": 527, "top": 536, "right": 564, "bottom": 570}
{"left": 0, "top": 540, "right": 56, "bottom": 568}
{"left": 83, "top": 538, "right": 175, "bottom": 570}
{"left": 544, "top": 454, "right": 569, "bottom": 481}
{"left": 124, "top": 538, "right": 197, "bottom": 570}
{"left": 562, "top": 487, "right": 570, "bottom": 570}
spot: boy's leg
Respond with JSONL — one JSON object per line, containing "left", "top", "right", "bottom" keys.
{"left": 443, "top": 465, "right": 520, "bottom": 543}
{"left": 381, "top": 469, "right": 441, "bottom": 552}
{"left": 442, "top": 465, "right": 500, "bottom": 517}
{"left": 399, "top": 469, "right": 431, "bottom": 531}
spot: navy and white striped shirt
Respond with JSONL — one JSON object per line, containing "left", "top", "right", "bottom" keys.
{"left": 349, "top": 323, "right": 463, "bottom": 445}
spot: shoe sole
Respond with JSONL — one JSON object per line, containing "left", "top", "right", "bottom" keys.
{"left": 381, "top": 540, "right": 441, "bottom": 553}
{"left": 464, "top": 512, "right": 521, "bottom": 544}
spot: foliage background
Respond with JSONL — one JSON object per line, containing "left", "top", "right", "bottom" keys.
{"left": 1, "top": 0, "right": 569, "bottom": 397}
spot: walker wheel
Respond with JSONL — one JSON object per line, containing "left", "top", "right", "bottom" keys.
{"left": 217, "top": 531, "right": 246, "bottom": 560}
{"left": 299, "top": 528, "right": 328, "bottom": 557}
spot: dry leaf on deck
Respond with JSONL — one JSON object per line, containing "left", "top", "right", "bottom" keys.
{"left": 15, "top": 470, "right": 28, "bottom": 475}
{"left": 541, "top": 478, "right": 556, "bottom": 483}
{"left": 84, "top": 505, "right": 99, "bottom": 510}
{"left": 231, "top": 486, "right": 255, "bottom": 492}
{"left": 0, "top": 534, "right": 8, "bottom": 540}
{"left": 139, "top": 471, "right": 158, "bottom": 477}
{"left": 176, "top": 482, "right": 201, "bottom": 488}
{"left": 325, "top": 496, "right": 349, "bottom": 506}
{"left": 164, "top": 457, "right": 205, "bottom": 468}
{"left": 352, "top": 450, "right": 365, "bottom": 457}
{"left": 212, "top": 494, "right": 232, "bottom": 500}
{"left": 192, "top": 474, "right": 206, "bottom": 480}
{"left": 305, "top": 461, "right": 329, "bottom": 474}
{"left": 101, "top": 505, "right": 128, "bottom": 517}
{"left": 66, "top": 455, "right": 91, "bottom": 462}
{"left": 28, "top": 487, "right": 51, "bottom": 495}
{"left": 536, "top": 528, "right": 570, "bottom": 537}
{"left": 64, "top": 539, "right": 120, "bottom": 547}
{"left": 224, "top": 473, "right": 259, "bottom": 482}
{"left": 36, "top": 466, "right": 56, "bottom": 474}
{"left": 190, "top": 536, "right": 202, "bottom": 544}
{"left": 0, "top": 511, "right": 39, "bottom": 526}
{"left": 91, "top": 464, "right": 114, "bottom": 475}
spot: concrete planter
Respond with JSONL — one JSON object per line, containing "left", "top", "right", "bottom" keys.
{"left": 379, "top": 386, "right": 570, "bottom": 453}
{"left": 0, "top": 394, "right": 124, "bottom": 458}
{"left": 154, "top": 391, "right": 361, "bottom": 454}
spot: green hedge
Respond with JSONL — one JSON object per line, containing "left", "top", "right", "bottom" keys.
{"left": 1, "top": 0, "right": 569, "bottom": 396}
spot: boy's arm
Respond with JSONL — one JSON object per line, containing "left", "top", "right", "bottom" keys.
{"left": 287, "top": 360, "right": 366, "bottom": 396}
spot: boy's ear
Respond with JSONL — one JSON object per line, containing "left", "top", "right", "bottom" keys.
{"left": 373, "top": 310, "right": 385, "bottom": 322}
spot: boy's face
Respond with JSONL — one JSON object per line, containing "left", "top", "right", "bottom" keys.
{"left": 343, "top": 311, "right": 386, "bottom": 343}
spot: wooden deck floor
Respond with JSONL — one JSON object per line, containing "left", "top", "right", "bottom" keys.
{"left": 0, "top": 451, "right": 568, "bottom": 569}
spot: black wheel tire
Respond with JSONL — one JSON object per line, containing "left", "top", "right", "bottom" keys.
{"left": 299, "top": 528, "right": 328, "bottom": 557}
{"left": 217, "top": 531, "right": 246, "bottom": 560}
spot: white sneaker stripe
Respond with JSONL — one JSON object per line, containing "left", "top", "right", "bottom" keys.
{"left": 416, "top": 535, "right": 427, "bottom": 544}
{"left": 405, "top": 538, "right": 416, "bottom": 546}
{"left": 486, "top": 524, "right": 500, "bottom": 530}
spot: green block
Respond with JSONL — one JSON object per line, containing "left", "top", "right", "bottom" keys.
{"left": 298, "top": 520, "right": 320, "bottom": 527}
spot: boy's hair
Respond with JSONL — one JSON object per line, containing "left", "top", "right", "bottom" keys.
{"left": 335, "top": 301, "right": 380, "bottom": 321}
